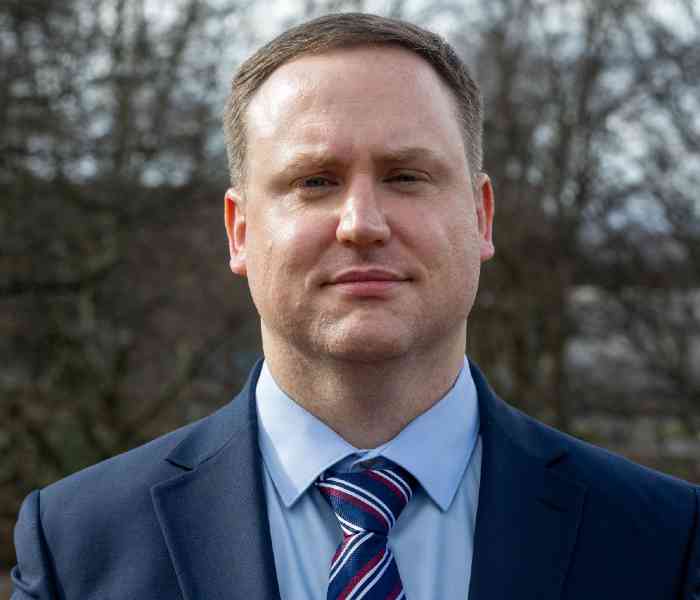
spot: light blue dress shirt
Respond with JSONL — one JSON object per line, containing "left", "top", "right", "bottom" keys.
{"left": 256, "top": 358, "right": 482, "bottom": 600}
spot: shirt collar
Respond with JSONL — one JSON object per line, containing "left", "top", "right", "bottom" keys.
{"left": 255, "top": 358, "right": 479, "bottom": 511}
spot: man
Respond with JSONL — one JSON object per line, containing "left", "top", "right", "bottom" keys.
{"left": 12, "top": 12, "right": 700, "bottom": 600}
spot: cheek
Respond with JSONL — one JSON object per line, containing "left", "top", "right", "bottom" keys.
{"left": 407, "top": 205, "right": 473, "bottom": 270}
{"left": 247, "top": 208, "right": 334, "bottom": 290}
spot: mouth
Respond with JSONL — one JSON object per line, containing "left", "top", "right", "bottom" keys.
{"left": 325, "top": 268, "right": 410, "bottom": 297}
{"left": 329, "top": 268, "right": 409, "bottom": 284}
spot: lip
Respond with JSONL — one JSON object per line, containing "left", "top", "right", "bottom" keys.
{"left": 326, "top": 268, "right": 410, "bottom": 298}
{"left": 329, "top": 268, "right": 408, "bottom": 284}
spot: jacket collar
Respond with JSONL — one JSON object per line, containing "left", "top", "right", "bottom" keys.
{"left": 152, "top": 360, "right": 281, "bottom": 600}
{"left": 468, "top": 360, "right": 587, "bottom": 600}
{"left": 152, "top": 359, "right": 586, "bottom": 600}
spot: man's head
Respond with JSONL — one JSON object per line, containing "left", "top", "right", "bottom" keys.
{"left": 223, "top": 14, "right": 494, "bottom": 368}
{"left": 223, "top": 12, "right": 483, "bottom": 191}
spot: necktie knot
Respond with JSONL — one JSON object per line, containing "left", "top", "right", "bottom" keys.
{"left": 316, "top": 463, "right": 416, "bottom": 599}
{"left": 316, "top": 464, "right": 416, "bottom": 536}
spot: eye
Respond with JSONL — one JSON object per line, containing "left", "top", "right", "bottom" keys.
{"left": 386, "top": 170, "right": 429, "bottom": 185}
{"left": 298, "top": 175, "right": 337, "bottom": 189}
{"left": 290, "top": 174, "right": 340, "bottom": 199}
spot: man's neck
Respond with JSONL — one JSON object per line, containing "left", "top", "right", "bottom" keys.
{"left": 262, "top": 337, "right": 466, "bottom": 448}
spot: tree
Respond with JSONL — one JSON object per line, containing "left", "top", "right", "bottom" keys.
{"left": 3, "top": 0, "right": 698, "bottom": 570}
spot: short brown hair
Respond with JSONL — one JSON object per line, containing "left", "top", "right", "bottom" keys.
{"left": 223, "top": 12, "right": 483, "bottom": 189}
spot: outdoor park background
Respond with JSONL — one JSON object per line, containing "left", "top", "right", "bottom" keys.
{"left": 1, "top": 0, "right": 699, "bottom": 588}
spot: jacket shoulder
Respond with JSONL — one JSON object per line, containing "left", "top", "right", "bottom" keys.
{"left": 507, "top": 403, "right": 697, "bottom": 513}
{"left": 37, "top": 399, "right": 243, "bottom": 539}
{"left": 43, "top": 416, "right": 195, "bottom": 501}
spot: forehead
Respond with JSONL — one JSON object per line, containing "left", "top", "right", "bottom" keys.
{"left": 243, "top": 46, "right": 467, "bottom": 175}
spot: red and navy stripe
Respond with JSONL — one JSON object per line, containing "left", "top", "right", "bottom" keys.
{"left": 317, "top": 464, "right": 417, "bottom": 599}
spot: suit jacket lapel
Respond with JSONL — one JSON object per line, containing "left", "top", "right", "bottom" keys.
{"left": 468, "top": 362, "right": 587, "bottom": 600}
{"left": 151, "top": 361, "right": 281, "bottom": 600}
{"left": 149, "top": 358, "right": 586, "bottom": 600}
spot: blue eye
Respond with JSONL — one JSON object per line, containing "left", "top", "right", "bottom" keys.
{"left": 388, "top": 171, "right": 428, "bottom": 184}
{"left": 392, "top": 173, "right": 419, "bottom": 182}
{"left": 302, "top": 176, "right": 334, "bottom": 188}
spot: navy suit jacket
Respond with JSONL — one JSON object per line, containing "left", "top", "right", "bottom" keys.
{"left": 12, "top": 360, "right": 700, "bottom": 599}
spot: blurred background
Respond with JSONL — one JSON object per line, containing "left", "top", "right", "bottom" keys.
{"left": 1, "top": 0, "right": 699, "bottom": 588}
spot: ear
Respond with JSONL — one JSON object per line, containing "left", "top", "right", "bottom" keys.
{"left": 224, "top": 188, "right": 247, "bottom": 277}
{"left": 474, "top": 172, "right": 495, "bottom": 262}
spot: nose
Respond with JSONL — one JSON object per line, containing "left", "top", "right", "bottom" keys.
{"left": 336, "top": 178, "right": 391, "bottom": 246}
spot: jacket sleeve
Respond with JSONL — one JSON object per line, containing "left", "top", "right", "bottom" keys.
{"left": 11, "top": 490, "right": 57, "bottom": 600}
{"left": 683, "top": 486, "right": 700, "bottom": 600}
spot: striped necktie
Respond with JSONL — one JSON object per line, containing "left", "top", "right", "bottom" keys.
{"left": 316, "top": 463, "right": 417, "bottom": 599}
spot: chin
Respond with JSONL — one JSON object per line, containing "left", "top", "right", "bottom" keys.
{"left": 322, "top": 333, "right": 412, "bottom": 364}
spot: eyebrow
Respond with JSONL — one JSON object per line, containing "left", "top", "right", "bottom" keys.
{"left": 377, "top": 146, "right": 449, "bottom": 166}
{"left": 278, "top": 151, "right": 342, "bottom": 177}
{"left": 279, "top": 145, "right": 450, "bottom": 176}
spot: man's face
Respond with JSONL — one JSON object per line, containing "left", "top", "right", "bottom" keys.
{"left": 225, "top": 46, "right": 494, "bottom": 363}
